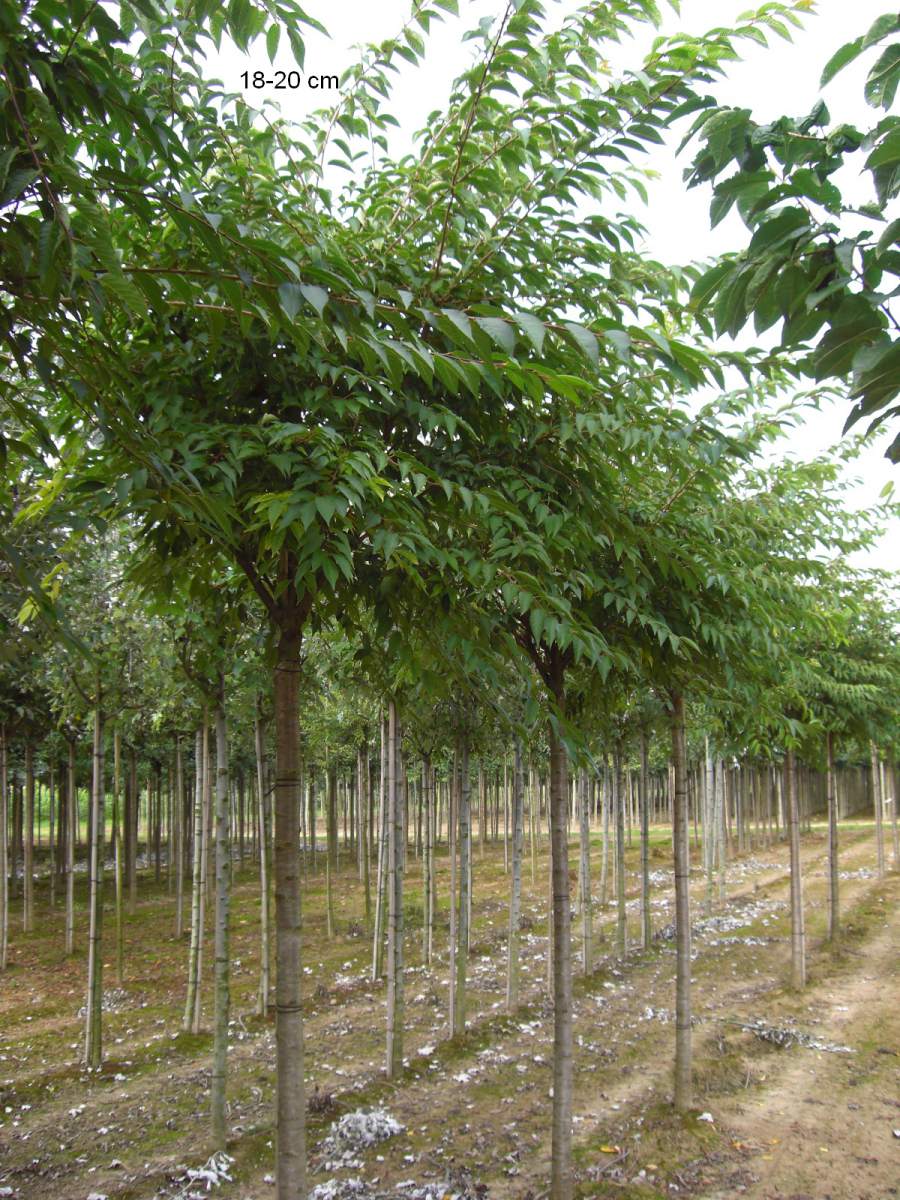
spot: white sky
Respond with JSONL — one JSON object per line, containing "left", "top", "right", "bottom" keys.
{"left": 207, "top": 1, "right": 898, "bottom": 572}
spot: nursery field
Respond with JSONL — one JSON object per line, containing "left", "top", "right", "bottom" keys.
{"left": 1, "top": 825, "right": 896, "bottom": 1200}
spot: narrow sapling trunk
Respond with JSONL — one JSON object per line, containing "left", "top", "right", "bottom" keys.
{"left": 211, "top": 681, "right": 231, "bottom": 1151}
{"left": 578, "top": 766, "right": 592, "bottom": 974}
{"left": 506, "top": 738, "right": 525, "bottom": 1010}
{"left": 826, "top": 732, "right": 839, "bottom": 943}
{"left": 670, "top": 692, "right": 692, "bottom": 1112}
{"left": 639, "top": 729, "right": 652, "bottom": 949}
{"left": 84, "top": 701, "right": 105, "bottom": 1069}
{"left": 184, "top": 726, "right": 205, "bottom": 1030}
{"left": 547, "top": 687, "right": 573, "bottom": 1200}
{"left": 454, "top": 733, "right": 470, "bottom": 1036}
{"left": 66, "top": 740, "right": 76, "bottom": 956}
{"left": 113, "top": 730, "right": 124, "bottom": 985}
{"left": 386, "top": 699, "right": 404, "bottom": 1078}
{"left": 871, "top": 742, "right": 885, "bottom": 878}
{"left": 785, "top": 748, "right": 806, "bottom": 989}
{"left": 273, "top": 618, "right": 307, "bottom": 1200}
{"left": 23, "top": 742, "right": 34, "bottom": 933}
{"left": 614, "top": 747, "right": 626, "bottom": 958}
{"left": 0, "top": 726, "right": 8, "bottom": 970}
{"left": 175, "top": 735, "right": 185, "bottom": 938}
{"left": 255, "top": 705, "right": 271, "bottom": 1015}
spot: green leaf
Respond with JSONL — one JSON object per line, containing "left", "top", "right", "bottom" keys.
{"left": 514, "top": 311, "right": 546, "bottom": 355}
{"left": 820, "top": 36, "right": 864, "bottom": 87}
{"left": 563, "top": 322, "right": 599, "bottom": 365}
{"left": 278, "top": 282, "right": 303, "bottom": 319}
{"left": 475, "top": 316, "right": 516, "bottom": 355}
{"left": 300, "top": 284, "right": 329, "bottom": 316}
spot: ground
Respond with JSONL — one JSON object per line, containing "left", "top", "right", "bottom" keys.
{"left": 0, "top": 818, "right": 897, "bottom": 1200}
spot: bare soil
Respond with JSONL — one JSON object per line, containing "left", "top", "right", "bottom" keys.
{"left": 0, "top": 822, "right": 896, "bottom": 1200}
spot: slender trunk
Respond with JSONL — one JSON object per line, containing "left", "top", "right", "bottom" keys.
{"left": 272, "top": 618, "right": 307, "bottom": 1200}
{"left": 578, "top": 766, "right": 592, "bottom": 974}
{"left": 785, "top": 748, "right": 806, "bottom": 989}
{"left": 23, "top": 743, "right": 34, "bottom": 933}
{"left": 386, "top": 699, "right": 404, "bottom": 1077}
{"left": 359, "top": 743, "right": 371, "bottom": 928}
{"left": 193, "top": 717, "right": 210, "bottom": 1033}
{"left": 48, "top": 764, "right": 56, "bottom": 907}
{"left": 84, "top": 701, "right": 105, "bottom": 1069}
{"left": 255, "top": 706, "right": 271, "bottom": 1016}
{"left": 704, "top": 739, "right": 714, "bottom": 915}
{"left": 448, "top": 748, "right": 458, "bottom": 1031}
{"left": 184, "top": 726, "right": 205, "bottom": 1030}
{"left": 870, "top": 742, "right": 885, "bottom": 878}
{"left": 422, "top": 754, "right": 432, "bottom": 963}
{"left": 0, "top": 727, "right": 8, "bottom": 969}
{"left": 113, "top": 729, "right": 124, "bottom": 986}
{"left": 614, "top": 747, "right": 626, "bottom": 958}
{"left": 372, "top": 715, "right": 388, "bottom": 981}
{"left": 600, "top": 761, "right": 610, "bottom": 906}
{"left": 548, "top": 697, "right": 573, "bottom": 1200}
{"left": 826, "top": 733, "right": 839, "bottom": 943}
{"left": 175, "top": 735, "right": 185, "bottom": 937}
{"left": 454, "top": 733, "right": 471, "bottom": 1035}
{"left": 639, "top": 729, "right": 652, "bottom": 949}
{"left": 66, "top": 741, "right": 76, "bottom": 955}
{"left": 211, "top": 682, "right": 231, "bottom": 1151}
{"left": 671, "top": 692, "right": 692, "bottom": 1111}
{"left": 506, "top": 739, "right": 525, "bottom": 1009}
{"left": 889, "top": 759, "right": 899, "bottom": 868}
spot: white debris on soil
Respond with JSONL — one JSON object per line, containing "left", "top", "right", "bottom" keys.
{"left": 319, "top": 1108, "right": 405, "bottom": 1170}
{"left": 736, "top": 1020, "right": 854, "bottom": 1053}
{"left": 76, "top": 989, "right": 131, "bottom": 1018}
{"left": 161, "top": 1152, "right": 234, "bottom": 1199}
{"left": 641, "top": 1006, "right": 673, "bottom": 1023}
{"left": 309, "top": 1180, "right": 373, "bottom": 1200}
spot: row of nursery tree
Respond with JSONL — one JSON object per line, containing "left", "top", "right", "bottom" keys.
{"left": 2, "top": 1, "right": 899, "bottom": 1198}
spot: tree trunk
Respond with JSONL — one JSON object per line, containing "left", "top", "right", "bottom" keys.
{"left": 454, "top": 732, "right": 470, "bottom": 1036}
{"left": 113, "top": 729, "right": 125, "bottom": 985}
{"left": 386, "top": 698, "right": 404, "bottom": 1078}
{"left": 448, "top": 745, "right": 458, "bottom": 1032}
{"left": 614, "top": 746, "right": 626, "bottom": 958}
{"left": 255, "top": 705, "right": 271, "bottom": 1016}
{"left": 639, "top": 729, "right": 652, "bottom": 949}
{"left": 211, "top": 681, "right": 231, "bottom": 1151}
{"left": 23, "top": 742, "right": 34, "bottom": 933}
{"left": 548, "top": 700, "right": 573, "bottom": 1200}
{"left": 785, "top": 748, "right": 806, "bottom": 989}
{"left": 578, "top": 766, "right": 592, "bottom": 974}
{"left": 870, "top": 742, "right": 885, "bottom": 878}
{"left": 272, "top": 618, "right": 307, "bottom": 1200}
{"left": 66, "top": 740, "right": 76, "bottom": 956}
{"left": 0, "top": 726, "right": 8, "bottom": 969}
{"left": 184, "top": 726, "right": 205, "bottom": 1030}
{"left": 826, "top": 732, "right": 839, "bottom": 943}
{"left": 671, "top": 692, "right": 692, "bottom": 1111}
{"left": 422, "top": 754, "right": 432, "bottom": 963}
{"left": 84, "top": 701, "right": 105, "bottom": 1069}
{"left": 175, "top": 735, "right": 185, "bottom": 938}
{"left": 506, "top": 738, "right": 525, "bottom": 1010}
{"left": 372, "top": 714, "right": 388, "bottom": 981}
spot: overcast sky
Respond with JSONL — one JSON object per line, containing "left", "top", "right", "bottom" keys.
{"left": 208, "top": 1, "right": 898, "bottom": 571}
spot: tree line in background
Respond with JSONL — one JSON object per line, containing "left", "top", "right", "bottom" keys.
{"left": 1, "top": 2, "right": 898, "bottom": 1198}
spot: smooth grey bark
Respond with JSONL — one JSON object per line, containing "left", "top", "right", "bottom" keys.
{"left": 175, "top": 735, "right": 185, "bottom": 938}
{"left": 386, "top": 698, "right": 404, "bottom": 1077}
{"left": 211, "top": 684, "right": 231, "bottom": 1151}
{"left": 826, "top": 732, "right": 839, "bottom": 943}
{"left": 0, "top": 726, "right": 8, "bottom": 969}
{"left": 871, "top": 742, "right": 885, "bottom": 877}
{"left": 716, "top": 759, "right": 727, "bottom": 904}
{"left": 359, "top": 742, "right": 371, "bottom": 927}
{"left": 272, "top": 619, "right": 307, "bottom": 1200}
{"left": 23, "top": 742, "right": 34, "bottom": 933}
{"left": 372, "top": 713, "right": 388, "bottom": 981}
{"left": 422, "top": 754, "right": 432, "bottom": 963}
{"left": 578, "top": 766, "right": 592, "bottom": 974}
{"left": 184, "top": 725, "right": 205, "bottom": 1031}
{"left": 254, "top": 705, "right": 271, "bottom": 1015}
{"left": 639, "top": 729, "right": 652, "bottom": 949}
{"left": 671, "top": 693, "right": 692, "bottom": 1111}
{"left": 84, "top": 702, "right": 105, "bottom": 1069}
{"left": 703, "top": 738, "right": 714, "bottom": 915}
{"left": 548, "top": 710, "right": 573, "bottom": 1200}
{"left": 113, "top": 729, "right": 124, "bottom": 985}
{"left": 785, "top": 748, "right": 806, "bottom": 989}
{"left": 454, "top": 733, "right": 470, "bottom": 1036}
{"left": 506, "top": 738, "right": 525, "bottom": 1010}
{"left": 600, "top": 759, "right": 610, "bottom": 906}
{"left": 48, "top": 764, "right": 56, "bottom": 908}
{"left": 66, "top": 740, "right": 76, "bottom": 955}
{"left": 614, "top": 747, "right": 626, "bottom": 957}
{"left": 448, "top": 747, "right": 458, "bottom": 1032}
